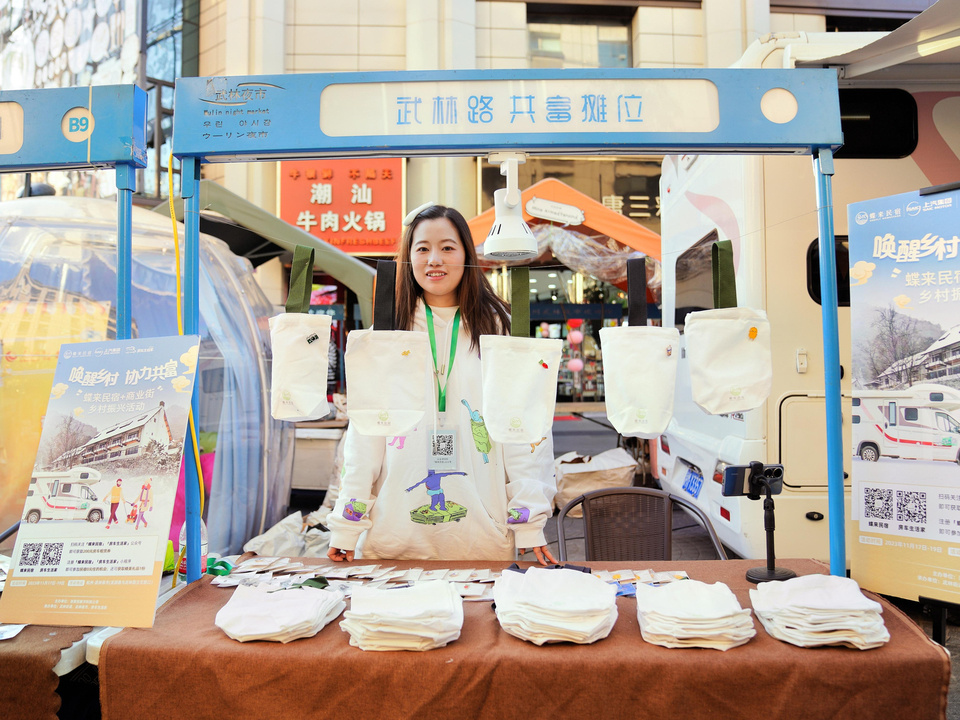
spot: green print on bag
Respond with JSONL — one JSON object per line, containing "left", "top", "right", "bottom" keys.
{"left": 406, "top": 470, "right": 468, "bottom": 524}
{"left": 461, "top": 399, "right": 491, "bottom": 463}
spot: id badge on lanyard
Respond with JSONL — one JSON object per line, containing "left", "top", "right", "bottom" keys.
{"left": 426, "top": 306, "right": 462, "bottom": 472}
{"left": 428, "top": 426, "right": 458, "bottom": 471}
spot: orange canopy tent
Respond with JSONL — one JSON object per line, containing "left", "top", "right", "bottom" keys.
{"left": 467, "top": 177, "right": 661, "bottom": 261}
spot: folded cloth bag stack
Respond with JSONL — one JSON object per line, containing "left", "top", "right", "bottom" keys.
{"left": 493, "top": 567, "right": 618, "bottom": 645}
{"left": 215, "top": 584, "right": 346, "bottom": 643}
{"left": 635, "top": 579, "right": 755, "bottom": 651}
{"left": 339, "top": 580, "right": 463, "bottom": 651}
{"left": 749, "top": 574, "right": 890, "bottom": 650}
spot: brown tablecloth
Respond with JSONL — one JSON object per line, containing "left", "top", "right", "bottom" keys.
{"left": 99, "top": 559, "right": 950, "bottom": 720}
{"left": 0, "top": 624, "right": 92, "bottom": 720}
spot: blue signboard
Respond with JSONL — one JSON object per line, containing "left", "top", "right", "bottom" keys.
{"left": 0, "top": 85, "right": 147, "bottom": 172}
{"left": 172, "top": 69, "right": 842, "bottom": 161}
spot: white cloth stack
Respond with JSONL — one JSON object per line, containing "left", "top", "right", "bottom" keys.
{"left": 493, "top": 567, "right": 618, "bottom": 645}
{"left": 339, "top": 580, "right": 464, "bottom": 651}
{"left": 215, "top": 584, "right": 346, "bottom": 643}
{"left": 749, "top": 574, "right": 890, "bottom": 650}
{"left": 635, "top": 580, "right": 755, "bottom": 651}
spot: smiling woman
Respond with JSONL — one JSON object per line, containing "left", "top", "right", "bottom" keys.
{"left": 326, "top": 204, "right": 558, "bottom": 565}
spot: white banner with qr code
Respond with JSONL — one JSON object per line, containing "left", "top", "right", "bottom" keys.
{"left": 0, "top": 335, "right": 201, "bottom": 628}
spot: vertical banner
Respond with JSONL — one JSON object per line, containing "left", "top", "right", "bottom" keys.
{"left": 279, "top": 158, "right": 403, "bottom": 255}
{"left": 0, "top": 335, "right": 201, "bottom": 627}
{"left": 848, "top": 187, "right": 960, "bottom": 603}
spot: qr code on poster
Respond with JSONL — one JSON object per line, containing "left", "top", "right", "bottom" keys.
{"left": 897, "top": 490, "right": 927, "bottom": 524}
{"left": 863, "top": 487, "right": 894, "bottom": 520}
{"left": 432, "top": 434, "right": 454, "bottom": 457}
{"left": 19, "top": 542, "right": 42, "bottom": 567}
{"left": 41, "top": 542, "right": 64, "bottom": 567}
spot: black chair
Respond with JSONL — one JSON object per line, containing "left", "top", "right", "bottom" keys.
{"left": 556, "top": 487, "right": 727, "bottom": 562}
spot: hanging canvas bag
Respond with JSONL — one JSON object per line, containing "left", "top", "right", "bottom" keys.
{"left": 345, "top": 260, "right": 430, "bottom": 436}
{"left": 600, "top": 325, "right": 680, "bottom": 437}
{"left": 600, "top": 258, "right": 680, "bottom": 438}
{"left": 269, "top": 245, "right": 332, "bottom": 422}
{"left": 480, "top": 267, "right": 562, "bottom": 444}
{"left": 684, "top": 240, "right": 772, "bottom": 415}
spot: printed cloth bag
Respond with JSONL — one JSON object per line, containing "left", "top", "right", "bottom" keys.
{"left": 269, "top": 245, "right": 332, "bottom": 421}
{"left": 599, "top": 325, "right": 680, "bottom": 438}
{"left": 685, "top": 306, "right": 772, "bottom": 415}
{"left": 345, "top": 328, "right": 431, "bottom": 436}
{"left": 479, "top": 335, "right": 562, "bottom": 444}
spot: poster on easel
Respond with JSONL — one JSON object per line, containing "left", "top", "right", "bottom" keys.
{"left": 848, "top": 186, "right": 960, "bottom": 604}
{"left": 0, "top": 335, "right": 201, "bottom": 627}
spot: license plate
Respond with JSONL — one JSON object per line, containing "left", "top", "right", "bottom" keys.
{"left": 681, "top": 468, "right": 704, "bottom": 499}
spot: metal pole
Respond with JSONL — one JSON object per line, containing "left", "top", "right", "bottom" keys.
{"left": 115, "top": 163, "right": 136, "bottom": 340}
{"left": 813, "top": 147, "right": 846, "bottom": 576}
{"left": 182, "top": 156, "right": 203, "bottom": 582}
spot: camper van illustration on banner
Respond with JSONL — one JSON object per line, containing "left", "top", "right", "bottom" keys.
{"left": 22, "top": 467, "right": 107, "bottom": 523}
{"left": 853, "top": 384, "right": 960, "bottom": 464}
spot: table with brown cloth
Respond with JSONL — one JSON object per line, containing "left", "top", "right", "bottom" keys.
{"left": 98, "top": 558, "right": 950, "bottom": 720}
{"left": 0, "top": 624, "right": 92, "bottom": 720}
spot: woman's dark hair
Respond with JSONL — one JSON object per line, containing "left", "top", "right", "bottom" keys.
{"left": 395, "top": 204, "right": 511, "bottom": 350}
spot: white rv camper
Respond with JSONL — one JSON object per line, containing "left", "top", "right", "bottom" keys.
{"left": 853, "top": 384, "right": 960, "bottom": 463}
{"left": 656, "top": 17, "right": 960, "bottom": 561}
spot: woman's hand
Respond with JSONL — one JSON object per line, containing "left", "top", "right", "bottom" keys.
{"left": 519, "top": 545, "right": 558, "bottom": 566}
{"left": 327, "top": 546, "right": 354, "bottom": 562}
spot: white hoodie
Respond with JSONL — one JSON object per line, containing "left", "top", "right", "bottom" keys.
{"left": 327, "top": 302, "right": 556, "bottom": 560}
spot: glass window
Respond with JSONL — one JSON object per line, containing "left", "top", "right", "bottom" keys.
{"left": 807, "top": 237, "right": 850, "bottom": 307}
{"left": 937, "top": 413, "right": 960, "bottom": 434}
{"left": 528, "top": 18, "right": 630, "bottom": 69}
{"left": 674, "top": 231, "right": 719, "bottom": 332}
{"left": 904, "top": 407, "right": 918, "bottom": 421}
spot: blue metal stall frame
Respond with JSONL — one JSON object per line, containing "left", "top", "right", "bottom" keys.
{"left": 0, "top": 85, "right": 148, "bottom": 338}
{"left": 172, "top": 68, "right": 846, "bottom": 580}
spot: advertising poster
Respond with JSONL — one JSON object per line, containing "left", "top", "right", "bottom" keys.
{"left": 0, "top": 335, "right": 201, "bottom": 627}
{"left": 848, "top": 187, "right": 960, "bottom": 603}
{"left": 279, "top": 158, "right": 404, "bottom": 255}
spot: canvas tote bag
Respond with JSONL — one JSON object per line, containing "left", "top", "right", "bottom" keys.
{"left": 480, "top": 267, "right": 562, "bottom": 444}
{"left": 684, "top": 240, "right": 772, "bottom": 415}
{"left": 345, "top": 260, "right": 430, "bottom": 436}
{"left": 269, "top": 245, "right": 332, "bottom": 421}
{"left": 600, "top": 325, "right": 680, "bottom": 438}
{"left": 600, "top": 258, "right": 679, "bottom": 438}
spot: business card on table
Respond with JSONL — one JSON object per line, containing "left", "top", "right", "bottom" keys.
{"left": 419, "top": 569, "right": 450, "bottom": 581}
{"left": 444, "top": 569, "right": 474, "bottom": 582}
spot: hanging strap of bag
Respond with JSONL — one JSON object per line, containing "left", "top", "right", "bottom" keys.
{"left": 286, "top": 245, "right": 315, "bottom": 315}
{"left": 373, "top": 259, "right": 397, "bottom": 331}
{"left": 627, "top": 257, "right": 647, "bottom": 327}
{"left": 510, "top": 266, "right": 530, "bottom": 338}
{"left": 712, "top": 240, "right": 738, "bottom": 309}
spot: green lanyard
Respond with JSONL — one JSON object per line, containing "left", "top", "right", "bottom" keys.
{"left": 425, "top": 305, "right": 460, "bottom": 413}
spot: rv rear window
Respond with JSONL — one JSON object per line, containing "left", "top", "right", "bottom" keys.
{"left": 834, "top": 89, "right": 917, "bottom": 160}
{"left": 852, "top": 415, "right": 860, "bottom": 424}
{"left": 674, "top": 229, "right": 719, "bottom": 332}
{"left": 930, "top": 392, "right": 944, "bottom": 402}
{"left": 807, "top": 237, "right": 850, "bottom": 307}
{"left": 852, "top": 397, "right": 860, "bottom": 407}
{"left": 904, "top": 408, "right": 919, "bottom": 421}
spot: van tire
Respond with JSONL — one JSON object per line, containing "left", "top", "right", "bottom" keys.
{"left": 859, "top": 444, "right": 880, "bottom": 462}
{"left": 26, "top": 510, "right": 41, "bottom": 523}
{"left": 88, "top": 509, "right": 103, "bottom": 523}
